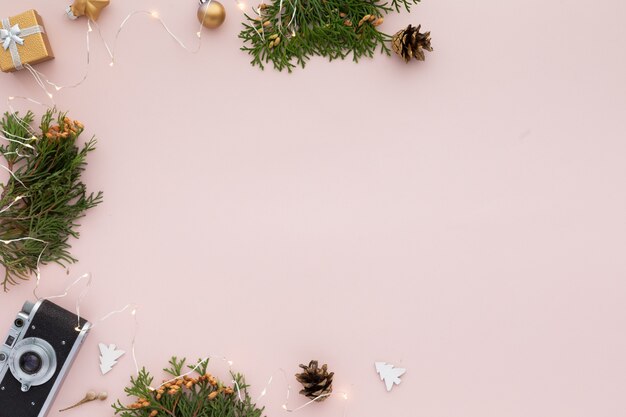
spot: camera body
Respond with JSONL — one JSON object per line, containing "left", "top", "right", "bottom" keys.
{"left": 0, "top": 300, "right": 90, "bottom": 417}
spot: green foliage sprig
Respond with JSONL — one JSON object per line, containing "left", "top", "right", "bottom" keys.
{"left": 0, "top": 109, "right": 102, "bottom": 291}
{"left": 113, "top": 357, "right": 265, "bottom": 417}
{"left": 239, "top": 0, "right": 420, "bottom": 71}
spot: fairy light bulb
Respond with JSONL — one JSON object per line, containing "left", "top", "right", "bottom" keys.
{"left": 151, "top": 11, "right": 159, "bottom": 18}
{"left": 237, "top": 2, "right": 246, "bottom": 10}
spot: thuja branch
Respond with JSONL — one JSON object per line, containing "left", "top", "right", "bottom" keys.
{"left": 239, "top": 0, "right": 421, "bottom": 71}
{"left": 0, "top": 109, "right": 103, "bottom": 291}
{"left": 113, "top": 357, "right": 265, "bottom": 417}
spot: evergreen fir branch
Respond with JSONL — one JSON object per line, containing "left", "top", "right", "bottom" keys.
{"left": 239, "top": 0, "right": 420, "bottom": 71}
{"left": 0, "top": 109, "right": 103, "bottom": 291}
{"left": 113, "top": 357, "right": 265, "bottom": 417}
{"left": 391, "top": 0, "right": 419, "bottom": 12}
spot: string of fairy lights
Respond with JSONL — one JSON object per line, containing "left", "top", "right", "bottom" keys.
{"left": 13, "top": 0, "right": 276, "bottom": 102}
{"left": 1, "top": 119, "right": 349, "bottom": 412}
{"left": 32, "top": 272, "right": 349, "bottom": 414}
{"left": 1, "top": 3, "right": 350, "bottom": 415}
{"left": 23, "top": 12, "right": 205, "bottom": 101}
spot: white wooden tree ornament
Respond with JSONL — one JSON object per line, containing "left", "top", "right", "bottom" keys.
{"left": 98, "top": 343, "right": 125, "bottom": 375}
{"left": 375, "top": 362, "right": 406, "bottom": 392}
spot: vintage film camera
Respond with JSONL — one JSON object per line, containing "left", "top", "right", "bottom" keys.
{"left": 0, "top": 300, "right": 90, "bottom": 417}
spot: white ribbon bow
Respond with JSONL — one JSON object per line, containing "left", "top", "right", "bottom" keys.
{"left": 0, "top": 24, "right": 24, "bottom": 50}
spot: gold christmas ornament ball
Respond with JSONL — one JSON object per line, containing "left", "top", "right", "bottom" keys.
{"left": 197, "top": 0, "right": 226, "bottom": 29}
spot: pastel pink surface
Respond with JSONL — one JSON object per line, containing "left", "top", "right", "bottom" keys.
{"left": 1, "top": 0, "right": 625, "bottom": 416}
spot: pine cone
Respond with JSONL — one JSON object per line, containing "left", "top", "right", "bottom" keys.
{"left": 295, "top": 360, "right": 334, "bottom": 401}
{"left": 392, "top": 24, "right": 432, "bottom": 63}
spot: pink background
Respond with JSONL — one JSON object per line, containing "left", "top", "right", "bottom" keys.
{"left": 1, "top": 0, "right": 626, "bottom": 416}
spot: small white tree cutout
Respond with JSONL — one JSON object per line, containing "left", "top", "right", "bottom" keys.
{"left": 375, "top": 362, "right": 406, "bottom": 391}
{"left": 98, "top": 343, "right": 125, "bottom": 375}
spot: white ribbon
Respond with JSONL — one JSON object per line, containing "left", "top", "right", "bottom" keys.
{"left": 1, "top": 23, "right": 23, "bottom": 50}
{"left": 1, "top": 18, "right": 45, "bottom": 70}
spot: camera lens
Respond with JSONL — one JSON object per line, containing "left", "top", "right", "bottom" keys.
{"left": 14, "top": 318, "right": 24, "bottom": 328}
{"left": 19, "top": 351, "right": 42, "bottom": 375}
{"left": 0, "top": 353, "right": 6, "bottom": 361}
